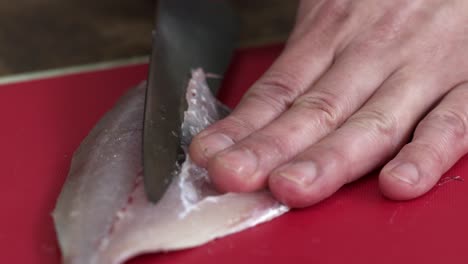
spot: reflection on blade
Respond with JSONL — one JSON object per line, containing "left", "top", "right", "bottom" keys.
{"left": 52, "top": 69, "right": 288, "bottom": 264}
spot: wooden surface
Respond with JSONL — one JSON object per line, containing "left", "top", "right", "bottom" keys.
{"left": 0, "top": 0, "right": 297, "bottom": 77}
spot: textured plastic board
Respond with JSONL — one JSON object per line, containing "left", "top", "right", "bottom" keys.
{"left": 0, "top": 45, "right": 466, "bottom": 264}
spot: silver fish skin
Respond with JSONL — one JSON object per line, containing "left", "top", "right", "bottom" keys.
{"left": 52, "top": 69, "right": 288, "bottom": 264}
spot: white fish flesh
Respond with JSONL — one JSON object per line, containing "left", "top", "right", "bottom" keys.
{"left": 52, "top": 69, "right": 288, "bottom": 264}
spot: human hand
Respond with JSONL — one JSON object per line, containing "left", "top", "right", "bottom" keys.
{"left": 189, "top": 0, "right": 468, "bottom": 207}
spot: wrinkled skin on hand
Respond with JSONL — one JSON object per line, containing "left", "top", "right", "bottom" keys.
{"left": 190, "top": 0, "right": 468, "bottom": 207}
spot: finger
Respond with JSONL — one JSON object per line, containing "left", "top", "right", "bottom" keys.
{"left": 380, "top": 82, "right": 468, "bottom": 200}
{"left": 268, "top": 69, "right": 447, "bottom": 208}
{"left": 189, "top": 38, "right": 334, "bottom": 167}
{"left": 207, "top": 42, "right": 403, "bottom": 193}
{"left": 189, "top": 0, "right": 365, "bottom": 167}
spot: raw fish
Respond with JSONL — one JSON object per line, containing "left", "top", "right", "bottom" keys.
{"left": 52, "top": 69, "right": 288, "bottom": 264}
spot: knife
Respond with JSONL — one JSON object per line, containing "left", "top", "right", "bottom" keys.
{"left": 143, "top": 0, "right": 238, "bottom": 203}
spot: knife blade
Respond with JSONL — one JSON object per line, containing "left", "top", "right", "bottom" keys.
{"left": 143, "top": 0, "right": 238, "bottom": 203}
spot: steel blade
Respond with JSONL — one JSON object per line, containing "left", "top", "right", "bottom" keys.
{"left": 143, "top": 0, "right": 238, "bottom": 203}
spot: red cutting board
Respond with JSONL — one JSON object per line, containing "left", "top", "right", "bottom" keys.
{"left": 1, "top": 45, "right": 467, "bottom": 264}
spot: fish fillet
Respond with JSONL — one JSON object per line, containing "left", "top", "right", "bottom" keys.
{"left": 52, "top": 69, "right": 288, "bottom": 264}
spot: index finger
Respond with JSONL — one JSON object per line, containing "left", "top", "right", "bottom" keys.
{"left": 189, "top": 1, "right": 361, "bottom": 167}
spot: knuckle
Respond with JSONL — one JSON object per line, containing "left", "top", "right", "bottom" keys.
{"left": 292, "top": 90, "right": 342, "bottom": 129}
{"left": 371, "top": 19, "right": 401, "bottom": 44}
{"left": 345, "top": 8, "right": 408, "bottom": 57}
{"left": 348, "top": 109, "right": 399, "bottom": 147}
{"left": 341, "top": 42, "right": 375, "bottom": 60}
{"left": 318, "top": 0, "right": 352, "bottom": 26}
{"left": 246, "top": 70, "right": 303, "bottom": 113}
{"left": 291, "top": 0, "right": 354, "bottom": 57}
{"left": 304, "top": 0, "right": 353, "bottom": 44}
{"left": 419, "top": 109, "right": 468, "bottom": 144}
{"left": 370, "top": 6, "right": 409, "bottom": 44}
{"left": 343, "top": 28, "right": 396, "bottom": 59}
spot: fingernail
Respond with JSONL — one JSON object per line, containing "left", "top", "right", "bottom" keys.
{"left": 388, "top": 162, "right": 420, "bottom": 185}
{"left": 275, "top": 162, "right": 318, "bottom": 187}
{"left": 198, "top": 133, "right": 234, "bottom": 159}
{"left": 216, "top": 148, "right": 258, "bottom": 176}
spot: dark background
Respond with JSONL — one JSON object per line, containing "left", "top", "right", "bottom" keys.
{"left": 0, "top": 0, "right": 298, "bottom": 76}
